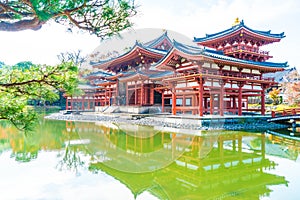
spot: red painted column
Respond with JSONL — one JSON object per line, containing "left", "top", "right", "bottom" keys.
{"left": 104, "top": 87, "right": 107, "bottom": 106}
{"left": 82, "top": 97, "right": 84, "bottom": 110}
{"left": 145, "top": 85, "right": 149, "bottom": 105}
{"left": 198, "top": 78, "right": 204, "bottom": 116}
{"left": 220, "top": 82, "right": 224, "bottom": 116}
{"left": 140, "top": 82, "right": 144, "bottom": 106}
{"left": 115, "top": 81, "right": 119, "bottom": 105}
{"left": 238, "top": 89, "right": 242, "bottom": 116}
{"left": 150, "top": 86, "right": 154, "bottom": 105}
{"left": 210, "top": 94, "right": 213, "bottom": 115}
{"left": 261, "top": 85, "right": 266, "bottom": 115}
{"left": 237, "top": 82, "right": 244, "bottom": 116}
{"left": 87, "top": 98, "right": 90, "bottom": 110}
{"left": 171, "top": 84, "right": 176, "bottom": 115}
{"left": 135, "top": 81, "right": 137, "bottom": 105}
{"left": 161, "top": 90, "right": 165, "bottom": 112}
{"left": 108, "top": 87, "right": 111, "bottom": 106}
{"left": 66, "top": 97, "right": 69, "bottom": 110}
{"left": 126, "top": 82, "right": 129, "bottom": 106}
{"left": 70, "top": 97, "right": 73, "bottom": 110}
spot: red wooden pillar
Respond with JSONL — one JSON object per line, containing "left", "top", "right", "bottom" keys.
{"left": 198, "top": 78, "right": 204, "bottom": 116}
{"left": 261, "top": 84, "right": 266, "bottom": 115}
{"left": 81, "top": 97, "right": 84, "bottom": 110}
{"left": 104, "top": 87, "right": 107, "bottom": 106}
{"left": 182, "top": 91, "right": 186, "bottom": 114}
{"left": 140, "top": 82, "right": 144, "bottom": 106}
{"left": 145, "top": 85, "right": 149, "bottom": 105}
{"left": 116, "top": 81, "right": 119, "bottom": 105}
{"left": 108, "top": 87, "right": 111, "bottom": 106}
{"left": 238, "top": 88, "right": 242, "bottom": 116}
{"left": 219, "top": 79, "right": 226, "bottom": 116}
{"left": 237, "top": 81, "right": 244, "bottom": 116}
{"left": 134, "top": 81, "right": 137, "bottom": 105}
{"left": 171, "top": 84, "right": 176, "bottom": 115}
{"left": 70, "top": 96, "right": 73, "bottom": 110}
{"left": 150, "top": 85, "right": 154, "bottom": 105}
{"left": 218, "top": 65, "right": 225, "bottom": 116}
{"left": 126, "top": 82, "right": 129, "bottom": 106}
{"left": 161, "top": 90, "right": 165, "bottom": 112}
{"left": 66, "top": 97, "right": 69, "bottom": 110}
{"left": 210, "top": 94, "right": 213, "bottom": 115}
{"left": 87, "top": 98, "right": 90, "bottom": 110}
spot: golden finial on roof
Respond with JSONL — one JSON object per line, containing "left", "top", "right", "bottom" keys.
{"left": 232, "top": 17, "right": 240, "bottom": 27}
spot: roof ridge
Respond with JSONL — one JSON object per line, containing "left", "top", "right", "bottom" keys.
{"left": 194, "top": 20, "right": 285, "bottom": 43}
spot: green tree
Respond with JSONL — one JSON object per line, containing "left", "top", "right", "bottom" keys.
{"left": 0, "top": 0, "right": 137, "bottom": 38}
{"left": 13, "top": 61, "right": 34, "bottom": 70}
{"left": 0, "top": 1, "right": 137, "bottom": 130}
{"left": 0, "top": 62, "right": 79, "bottom": 130}
{"left": 269, "top": 88, "right": 281, "bottom": 105}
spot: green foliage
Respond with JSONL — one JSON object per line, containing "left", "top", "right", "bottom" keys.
{"left": 0, "top": 0, "right": 137, "bottom": 38}
{"left": 13, "top": 61, "right": 34, "bottom": 71}
{"left": 269, "top": 88, "right": 281, "bottom": 105}
{"left": 0, "top": 62, "right": 79, "bottom": 131}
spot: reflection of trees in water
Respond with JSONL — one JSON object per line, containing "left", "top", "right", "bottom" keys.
{"left": 56, "top": 124, "right": 90, "bottom": 175}
{"left": 6, "top": 128, "right": 40, "bottom": 162}
{"left": 1, "top": 119, "right": 73, "bottom": 163}
{"left": 11, "top": 151, "right": 38, "bottom": 162}
{"left": 56, "top": 143, "right": 85, "bottom": 176}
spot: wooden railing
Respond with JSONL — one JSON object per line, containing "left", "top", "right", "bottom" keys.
{"left": 223, "top": 45, "right": 270, "bottom": 55}
{"left": 271, "top": 108, "right": 300, "bottom": 118}
{"left": 170, "top": 71, "right": 275, "bottom": 82}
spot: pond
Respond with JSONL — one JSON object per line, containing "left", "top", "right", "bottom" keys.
{"left": 0, "top": 118, "right": 299, "bottom": 200}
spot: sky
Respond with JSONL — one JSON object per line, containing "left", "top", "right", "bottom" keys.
{"left": 0, "top": 0, "right": 299, "bottom": 69}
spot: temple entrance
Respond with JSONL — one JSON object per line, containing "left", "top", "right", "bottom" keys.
{"left": 154, "top": 90, "right": 162, "bottom": 104}
{"left": 118, "top": 82, "right": 126, "bottom": 106}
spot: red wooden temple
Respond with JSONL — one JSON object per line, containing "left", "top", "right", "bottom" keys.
{"left": 66, "top": 18, "right": 287, "bottom": 116}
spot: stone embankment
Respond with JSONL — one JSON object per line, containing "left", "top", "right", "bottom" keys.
{"left": 45, "top": 112, "right": 287, "bottom": 132}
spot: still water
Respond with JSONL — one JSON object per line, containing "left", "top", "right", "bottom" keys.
{"left": 0, "top": 118, "right": 300, "bottom": 200}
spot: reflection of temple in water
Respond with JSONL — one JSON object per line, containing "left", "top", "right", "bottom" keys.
{"left": 66, "top": 121, "right": 288, "bottom": 200}
{"left": 266, "top": 129, "right": 300, "bottom": 161}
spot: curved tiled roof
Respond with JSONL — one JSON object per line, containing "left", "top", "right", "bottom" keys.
{"left": 144, "top": 31, "right": 173, "bottom": 49}
{"left": 203, "top": 50, "right": 288, "bottom": 68}
{"left": 158, "top": 40, "right": 288, "bottom": 69}
{"left": 84, "top": 70, "right": 115, "bottom": 78}
{"left": 91, "top": 41, "right": 167, "bottom": 68}
{"left": 172, "top": 40, "right": 204, "bottom": 55}
{"left": 193, "top": 20, "right": 285, "bottom": 43}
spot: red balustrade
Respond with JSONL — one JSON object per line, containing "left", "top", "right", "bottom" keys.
{"left": 271, "top": 108, "right": 300, "bottom": 118}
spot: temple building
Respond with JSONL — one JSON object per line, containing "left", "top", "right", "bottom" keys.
{"left": 67, "top": 19, "right": 287, "bottom": 116}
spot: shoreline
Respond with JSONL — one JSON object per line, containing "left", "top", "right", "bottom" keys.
{"left": 45, "top": 112, "right": 288, "bottom": 132}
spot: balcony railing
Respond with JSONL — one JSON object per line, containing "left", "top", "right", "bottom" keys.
{"left": 223, "top": 45, "right": 269, "bottom": 56}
